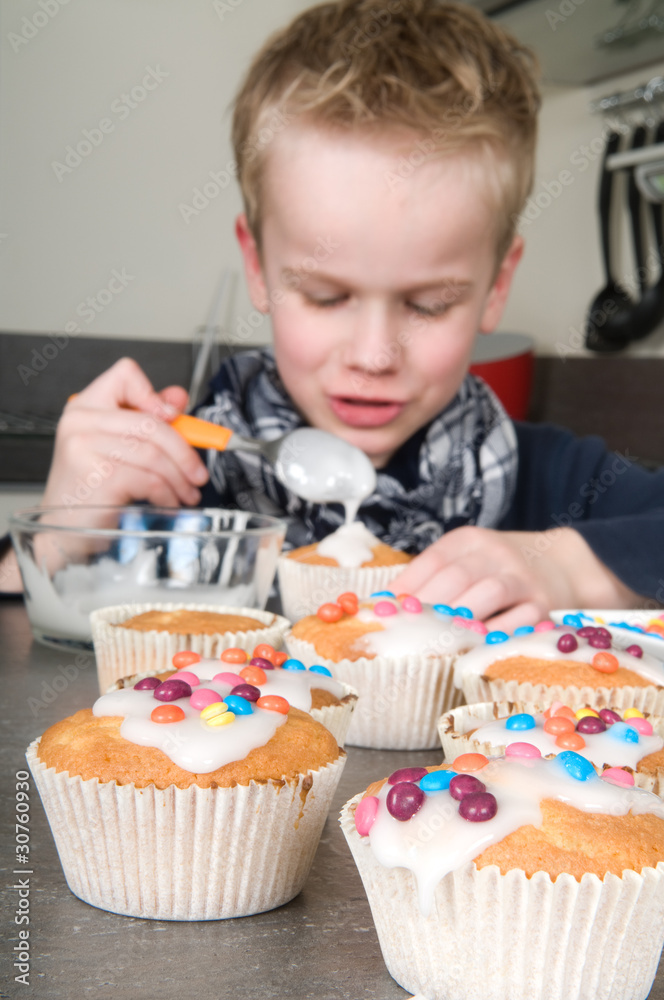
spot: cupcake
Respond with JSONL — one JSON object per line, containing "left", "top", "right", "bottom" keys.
{"left": 439, "top": 700, "right": 664, "bottom": 794}
{"left": 286, "top": 591, "right": 484, "bottom": 750}
{"left": 27, "top": 671, "right": 345, "bottom": 920}
{"left": 109, "top": 642, "right": 359, "bottom": 748}
{"left": 454, "top": 622, "right": 664, "bottom": 715}
{"left": 341, "top": 750, "right": 664, "bottom": 1000}
{"left": 277, "top": 521, "right": 411, "bottom": 621}
{"left": 90, "top": 602, "right": 291, "bottom": 693}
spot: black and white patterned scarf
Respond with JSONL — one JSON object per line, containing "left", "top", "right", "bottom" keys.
{"left": 196, "top": 348, "right": 518, "bottom": 553}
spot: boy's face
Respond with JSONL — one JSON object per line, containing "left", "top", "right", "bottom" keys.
{"left": 237, "top": 125, "right": 522, "bottom": 468}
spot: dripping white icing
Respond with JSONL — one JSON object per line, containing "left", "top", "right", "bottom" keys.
{"left": 316, "top": 522, "right": 381, "bottom": 568}
{"left": 348, "top": 603, "right": 483, "bottom": 659}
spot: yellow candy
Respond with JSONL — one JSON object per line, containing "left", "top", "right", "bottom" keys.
{"left": 575, "top": 708, "right": 599, "bottom": 720}
{"left": 594, "top": 616, "right": 605, "bottom": 624}
{"left": 201, "top": 702, "right": 228, "bottom": 721}
{"left": 624, "top": 708, "right": 644, "bottom": 719}
{"left": 206, "top": 710, "right": 235, "bottom": 727}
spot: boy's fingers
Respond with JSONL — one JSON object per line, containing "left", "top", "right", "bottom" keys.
{"left": 69, "top": 358, "right": 184, "bottom": 419}
{"left": 485, "top": 601, "right": 543, "bottom": 633}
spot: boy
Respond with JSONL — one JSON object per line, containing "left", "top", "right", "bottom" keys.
{"left": 4, "top": 0, "right": 662, "bottom": 627}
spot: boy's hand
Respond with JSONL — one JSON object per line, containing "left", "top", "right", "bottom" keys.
{"left": 42, "top": 358, "right": 209, "bottom": 509}
{"left": 390, "top": 525, "right": 642, "bottom": 632}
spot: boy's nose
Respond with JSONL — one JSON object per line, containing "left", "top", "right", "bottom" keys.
{"left": 342, "top": 301, "right": 402, "bottom": 374}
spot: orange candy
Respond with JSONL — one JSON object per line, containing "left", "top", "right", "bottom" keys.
{"left": 543, "top": 716, "right": 575, "bottom": 735}
{"left": 452, "top": 753, "right": 488, "bottom": 772}
{"left": 240, "top": 665, "right": 267, "bottom": 686}
{"left": 317, "top": 603, "right": 344, "bottom": 623}
{"left": 552, "top": 705, "right": 576, "bottom": 722}
{"left": 273, "top": 650, "right": 288, "bottom": 666}
{"left": 592, "top": 652, "right": 619, "bottom": 673}
{"left": 337, "top": 592, "right": 359, "bottom": 614}
{"left": 253, "top": 643, "right": 278, "bottom": 664}
{"left": 220, "top": 648, "right": 249, "bottom": 665}
{"left": 555, "top": 731, "right": 586, "bottom": 750}
{"left": 151, "top": 704, "right": 185, "bottom": 724}
{"left": 256, "top": 695, "right": 290, "bottom": 714}
{"left": 172, "top": 650, "right": 201, "bottom": 669}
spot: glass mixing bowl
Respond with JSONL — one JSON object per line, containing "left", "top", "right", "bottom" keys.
{"left": 9, "top": 505, "right": 286, "bottom": 650}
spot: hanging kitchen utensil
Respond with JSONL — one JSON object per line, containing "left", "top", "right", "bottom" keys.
{"left": 625, "top": 117, "right": 664, "bottom": 341}
{"left": 627, "top": 125, "right": 649, "bottom": 296}
{"left": 585, "top": 130, "right": 634, "bottom": 352}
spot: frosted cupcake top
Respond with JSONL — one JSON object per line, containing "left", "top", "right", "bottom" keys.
{"left": 465, "top": 703, "right": 663, "bottom": 770}
{"left": 453, "top": 624, "right": 664, "bottom": 689}
{"left": 94, "top": 644, "right": 342, "bottom": 774}
{"left": 353, "top": 751, "right": 664, "bottom": 915}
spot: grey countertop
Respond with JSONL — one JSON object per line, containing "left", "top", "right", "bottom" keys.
{"left": 2, "top": 598, "right": 664, "bottom": 1000}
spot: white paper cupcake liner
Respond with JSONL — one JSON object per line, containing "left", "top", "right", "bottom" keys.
{"left": 28, "top": 739, "right": 345, "bottom": 920}
{"left": 461, "top": 673, "right": 664, "bottom": 720}
{"left": 340, "top": 794, "right": 664, "bottom": 1000}
{"left": 90, "top": 602, "right": 291, "bottom": 694}
{"left": 286, "top": 635, "right": 462, "bottom": 750}
{"left": 276, "top": 556, "right": 405, "bottom": 623}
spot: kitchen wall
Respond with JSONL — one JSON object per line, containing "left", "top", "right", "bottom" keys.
{"left": 0, "top": 0, "right": 662, "bottom": 358}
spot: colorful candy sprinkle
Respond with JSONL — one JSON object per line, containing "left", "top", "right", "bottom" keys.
{"left": 273, "top": 651, "right": 288, "bottom": 666}
{"left": 505, "top": 713, "right": 535, "bottom": 731}
{"left": 388, "top": 767, "right": 429, "bottom": 785}
{"left": 533, "top": 620, "right": 555, "bottom": 632}
{"left": 373, "top": 600, "right": 398, "bottom": 617}
{"left": 230, "top": 683, "right": 261, "bottom": 703}
{"left": 433, "top": 604, "right": 455, "bottom": 616}
{"left": 355, "top": 795, "right": 379, "bottom": 835}
{"left": 337, "top": 592, "right": 359, "bottom": 614}
{"left": 309, "top": 665, "right": 333, "bottom": 676}
{"left": 601, "top": 767, "right": 634, "bottom": 787}
{"left": 630, "top": 718, "right": 653, "bottom": 735}
{"left": 485, "top": 631, "right": 509, "bottom": 644}
{"left": 591, "top": 651, "right": 619, "bottom": 673}
{"left": 172, "top": 650, "right": 202, "bottom": 669}
{"left": 151, "top": 704, "right": 185, "bottom": 724}
{"left": 317, "top": 602, "right": 344, "bottom": 623}
{"left": 458, "top": 791, "right": 497, "bottom": 822}
{"left": 624, "top": 708, "right": 644, "bottom": 719}
{"left": 281, "top": 658, "right": 306, "bottom": 671}
{"left": 250, "top": 656, "right": 275, "bottom": 672}
{"left": 544, "top": 716, "right": 575, "bottom": 735}
{"left": 555, "top": 732, "right": 586, "bottom": 750}
{"left": 452, "top": 753, "right": 488, "bottom": 772}
{"left": 386, "top": 781, "right": 425, "bottom": 821}
{"left": 256, "top": 695, "right": 290, "bottom": 714}
{"left": 556, "top": 633, "right": 578, "bottom": 654}
{"left": 598, "top": 708, "right": 621, "bottom": 725}
{"left": 153, "top": 679, "right": 192, "bottom": 702}
{"left": 223, "top": 695, "right": 253, "bottom": 716}
{"left": 400, "top": 595, "right": 422, "bottom": 614}
{"left": 370, "top": 591, "right": 396, "bottom": 598}
{"left": 214, "top": 671, "right": 245, "bottom": 687}
{"left": 134, "top": 677, "right": 160, "bottom": 691}
{"left": 626, "top": 644, "right": 643, "bottom": 658}
{"left": 556, "top": 750, "right": 595, "bottom": 781}
{"left": 220, "top": 648, "right": 248, "bottom": 665}
{"left": 240, "top": 666, "right": 267, "bottom": 686}
{"left": 253, "top": 643, "right": 278, "bottom": 663}
{"left": 189, "top": 688, "right": 223, "bottom": 711}
{"left": 418, "top": 769, "right": 457, "bottom": 792}
{"left": 513, "top": 625, "right": 535, "bottom": 636}
{"left": 576, "top": 716, "right": 606, "bottom": 734}
{"left": 505, "top": 742, "right": 541, "bottom": 758}
{"left": 449, "top": 774, "right": 485, "bottom": 801}
{"left": 610, "top": 722, "right": 639, "bottom": 744}
{"left": 454, "top": 606, "right": 473, "bottom": 619}
{"left": 170, "top": 670, "right": 200, "bottom": 687}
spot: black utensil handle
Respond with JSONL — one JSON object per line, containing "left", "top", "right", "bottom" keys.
{"left": 628, "top": 125, "right": 648, "bottom": 291}
{"left": 599, "top": 130, "right": 623, "bottom": 280}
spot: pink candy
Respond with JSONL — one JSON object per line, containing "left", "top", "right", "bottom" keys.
{"left": 505, "top": 742, "right": 541, "bottom": 759}
{"left": 466, "top": 620, "right": 488, "bottom": 635}
{"left": 629, "top": 718, "right": 654, "bottom": 736}
{"left": 453, "top": 615, "right": 472, "bottom": 629}
{"left": 171, "top": 670, "right": 200, "bottom": 687}
{"left": 213, "top": 671, "right": 244, "bottom": 687}
{"left": 189, "top": 688, "right": 223, "bottom": 711}
{"left": 534, "top": 620, "right": 555, "bottom": 632}
{"left": 601, "top": 767, "right": 634, "bottom": 787}
{"left": 400, "top": 595, "right": 422, "bottom": 614}
{"left": 354, "top": 795, "right": 379, "bottom": 835}
{"left": 374, "top": 601, "right": 398, "bottom": 617}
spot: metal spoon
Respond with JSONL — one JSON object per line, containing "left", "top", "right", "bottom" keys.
{"left": 172, "top": 414, "right": 377, "bottom": 505}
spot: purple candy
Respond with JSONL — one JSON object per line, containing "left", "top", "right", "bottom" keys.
{"left": 588, "top": 634, "right": 612, "bottom": 649}
{"left": 387, "top": 767, "right": 428, "bottom": 786}
{"left": 576, "top": 716, "right": 607, "bottom": 734}
{"left": 153, "top": 679, "right": 192, "bottom": 702}
{"left": 459, "top": 791, "right": 498, "bottom": 822}
{"left": 595, "top": 627, "right": 612, "bottom": 640}
{"left": 577, "top": 626, "right": 598, "bottom": 638}
{"left": 556, "top": 633, "right": 578, "bottom": 654}
{"left": 626, "top": 644, "right": 643, "bottom": 658}
{"left": 386, "top": 782, "right": 425, "bottom": 821}
{"left": 133, "top": 677, "right": 160, "bottom": 690}
{"left": 230, "top": 683, "right": 261, "bottom": 702}
{"left": 449, "top": 774, "right": 486, "bottom": 801}
{"left": 599, "top": 708, "right": 622, "bottom": 726}
{"left": 250, "top": 656, "right": 275, "bottom": 671}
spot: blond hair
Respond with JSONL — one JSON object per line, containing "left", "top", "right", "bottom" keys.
{"left": 232, "top": 0, "right": 540, "bottom": 260}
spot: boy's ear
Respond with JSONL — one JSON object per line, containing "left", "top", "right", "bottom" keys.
{"left": 235, "top": 214, "right": 270, "bottom": 313}
{"left": 478, "top": 236, "right": 524, "bottom": 333}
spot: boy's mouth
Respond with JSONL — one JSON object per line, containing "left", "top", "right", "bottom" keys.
{"left": 329, "top": 395, "right": 405, "bottom": 428}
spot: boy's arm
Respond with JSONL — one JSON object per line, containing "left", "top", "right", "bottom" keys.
{"left": 0, "top": 358, "right": 209, "bottom": 593}
{"left": 391, "top": 422, "right": 663, "bottom": 628}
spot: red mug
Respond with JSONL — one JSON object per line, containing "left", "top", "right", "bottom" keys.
{"left": 469, "top": 332, "right": 534, "bottom": 422}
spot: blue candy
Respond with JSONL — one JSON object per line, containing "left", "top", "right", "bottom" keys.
{"left": 454, "top": 606, "right": 473, "bottom": 619}
{"left": 513, "top": 625, "right": 535, "bottom": 636}
{"left": 370, "top": 590, "right": 396, "bottom": 598}
{"left": 223, "top": 695, "right": 254, "bottom": 715}
{"left": 610, "top": 721, "right": 640, "bottom": 744}
{"left": 433, "top": 604, "right": 455, "bottom": 616}
{"left": 556, "top": 750, "right": 595, "bottom": 781}
{"left": 309, "top": 664, "right": 333, "bottom": 677}
{"left": 281, "top": 658, "right": 306, "bottom": 671}
{"left": 562, "top": 613, "right": 583, "bottom": 628}
{"left": 419, "top": 770, "right": 457, "bottom": 793}
{"left": 486, "top": 631, "right": 509, "bottom": 644}
{"left": 505, "top": 713, "right": 535, "bottom": 731}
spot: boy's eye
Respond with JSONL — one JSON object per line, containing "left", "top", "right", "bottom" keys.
{"left": 303, "top": 293, "right": 348, "bottom": 308}
{"left": 406, "top": 299, "right": 451, "bottom": 318}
